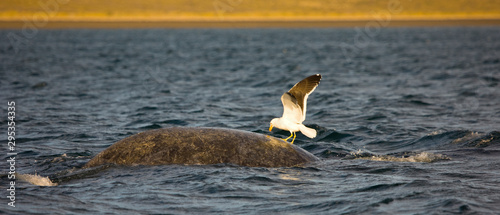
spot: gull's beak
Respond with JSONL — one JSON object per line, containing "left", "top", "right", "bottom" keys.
{"left": 269, "top": 124, "right": 273, "bottom": 132}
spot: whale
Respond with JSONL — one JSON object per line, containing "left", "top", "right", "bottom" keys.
{"left": 84, "top": 127, "right": 319, "bottom": 168}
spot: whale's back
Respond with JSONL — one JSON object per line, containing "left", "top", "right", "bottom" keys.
{"left": 84, "top": 127, "right": 319, "bottom": 168}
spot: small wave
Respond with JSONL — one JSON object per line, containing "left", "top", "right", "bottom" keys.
{"left": 140, "top": 123, "right": 162, "bottom": 129}
{"left": 136, "top": 106, "right": 158, "bottom": 111}
{"left": 317, "top": 130, "right": 354, "bottom": 142}
{"left": 160, "top": 119, "right": 189, "bottom": 126}
{"left": 350, "top": 183, "right": 405, "bottom": 193}
{"left": 243, "top": 176, "right": 276, "bottom": 184}
{"left": 466, "top": 131, "right": 500, "bottom": 147}
{"left": 411, "top": 130, "right": 472, "bottom": 150}
{"left": 355, "top": 151, "right": 450, "bottom": 163}
{"left": 17, "top": 173, "right": 57, "bottom": 186}
{"left": 445, "top": 130, "right": 500, "bottom": 148}
{"left": 452, "top": 131, "right": 482, "bottom": 144}
{"left": 408, "top": 99, "right": 432, "bottom": 106}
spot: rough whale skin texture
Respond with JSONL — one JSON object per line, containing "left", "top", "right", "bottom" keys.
{"left": 84, "top": 127, "right": 319, "bottom": 168}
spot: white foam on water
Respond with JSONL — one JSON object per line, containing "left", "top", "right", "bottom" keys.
{"left": 17, "top": 173, "right": 58, "bottom": 186}
{"left": 452, "top": 131, "right": 481, "bottom": 144}
{"left": 359, "top": 152, "right": 450, "bottom": 163}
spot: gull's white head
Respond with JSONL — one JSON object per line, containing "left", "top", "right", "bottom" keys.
{"left": 269, "top": 118, "right": 280, "bottom": 132}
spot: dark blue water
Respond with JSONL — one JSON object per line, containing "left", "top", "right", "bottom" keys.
{"left": 1, "top": 27, "right": 500, "bottom": 214}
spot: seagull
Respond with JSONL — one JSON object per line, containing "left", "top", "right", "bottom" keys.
{"left": 269, "top": 74, "right": 321, "bottom": 144}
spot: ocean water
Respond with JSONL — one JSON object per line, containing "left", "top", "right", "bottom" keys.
{"left": 1, "top": 27, "right": 500, "bottom": 214}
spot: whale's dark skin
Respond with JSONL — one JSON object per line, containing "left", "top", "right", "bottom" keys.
{"left": 84, "top": 127, "right": 319, "bottom": 168}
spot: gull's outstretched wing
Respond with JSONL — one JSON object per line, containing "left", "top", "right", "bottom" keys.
{"left": 287, "top": 74, "right": 321, "bottom": 121}
{"left": 280, "top": 92, "right": 302, "bottom": 124}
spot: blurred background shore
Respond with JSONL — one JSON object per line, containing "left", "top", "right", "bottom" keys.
{"left": 1, "top": 0, "right": 500, "bottom": 28}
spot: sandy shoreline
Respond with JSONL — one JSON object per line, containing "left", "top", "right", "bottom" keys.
{"left": 1, "top": 19, "right": 500, "bottom": 29}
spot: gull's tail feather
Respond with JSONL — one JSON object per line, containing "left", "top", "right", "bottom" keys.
{"left": 299, "top": 124, "right": 317, "bottom": 139}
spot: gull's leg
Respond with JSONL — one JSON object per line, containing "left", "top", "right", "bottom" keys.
{"left": 282, "top": 131, "right": 294, "bottom": 141}
{"left": 290, "top": 132, "right": 297, "bottom": 144}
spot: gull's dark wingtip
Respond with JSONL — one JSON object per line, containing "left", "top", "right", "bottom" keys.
{"left": 307, "top": 74, "right": 321, "bottom": 81}
{"left": 306, "top": 74, "right": 322, "bottom": 87}
{"left": 289, "top": 74, "right": 322, "bottom": 94}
